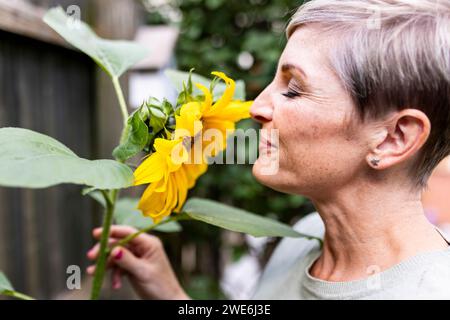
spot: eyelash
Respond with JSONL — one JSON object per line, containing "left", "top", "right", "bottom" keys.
{"left": 282, "top": 80, "right": 303, "bottom": 99}
{"left": 282, "top": 89, "right": 301, "bottom": 99}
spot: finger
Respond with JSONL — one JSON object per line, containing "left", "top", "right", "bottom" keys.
{"left": 111, "top": 267, "right": 123, "bottom": 290}
{"left": 110, "top": 246, "right": 144, "bottom": 276}
{"left": 86, "top": 253, "right": 118, "bottom": 276}
{"left": 86, "top": 243, "right": 100, "bottom": 260}
{"left": 94, "top": 226, "right": 162, "bottom": 251}
{"left": 86, "top": 265, "right": 95, "bottom": 275}
{"left": 87, "top": 239, "right": 117, "bottom": 260}
{"left": 86, "top": 257, "right": 116, "bottom": 276}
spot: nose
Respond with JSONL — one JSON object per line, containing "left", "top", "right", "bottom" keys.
{"left": 250, "top": 86, "right": 273, "bottom": 124}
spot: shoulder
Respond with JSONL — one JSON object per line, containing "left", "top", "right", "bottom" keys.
{"left": 380, "top": 249, "right": 450, "bottom": 299}
{"left": 415, "top": 249, "right": 450, "bottom": 299}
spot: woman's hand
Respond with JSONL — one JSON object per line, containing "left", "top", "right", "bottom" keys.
{"left": 86, "top": 225, "right": 190, "bottom": 300}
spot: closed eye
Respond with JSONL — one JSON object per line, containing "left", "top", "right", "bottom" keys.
{"left": 282, "top": 79, "right": 304, "bottom": 99}
{"left": 282, "top": 89, "right": 301, "bottom": 99}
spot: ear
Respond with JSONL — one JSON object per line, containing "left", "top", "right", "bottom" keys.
{"left": 366, "top": 109, "right": 430, "bottom": 170}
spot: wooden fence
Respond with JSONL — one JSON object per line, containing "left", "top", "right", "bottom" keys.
{"left": 0, "top": 5, "right": 96, "bottom": 300}
{"left": 0, "top": 0, "right": 140, "bottom": 299}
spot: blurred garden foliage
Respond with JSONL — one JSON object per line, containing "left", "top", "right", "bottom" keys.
{"left": 142, "top": 0, "right": 314, "bottom": 298}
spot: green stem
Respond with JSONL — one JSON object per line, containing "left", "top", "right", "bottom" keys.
{"left": 2, "top": 290, "right": 35, "bottom": 301}
{"left": 107, "top": 215, "right": 188, "bottom": 254}
{"left": 89, "top": 75, "right": 129, "bottom": 300}
{"left": 90, "top": 190, "right": 118, "bottom": 300}
{"left": 112, "top": 77, "right": 129, "bottom": 126}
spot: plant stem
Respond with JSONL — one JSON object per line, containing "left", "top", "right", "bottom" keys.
{"left": 2, "top": 290, "right": 35, "bottom": 300}
{"left": 90, "top": 189, "right": 118, "bottom": 300}
{"left": 89, "top": 75, "right": 129, "bottom": 300}
{"left": 107, "top": 215, "right": 188, "bottom": 254}
{"left": 112, "top": 77, "right": 129, "bottom": 126}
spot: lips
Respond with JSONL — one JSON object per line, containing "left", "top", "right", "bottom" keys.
{"left": 259, "top": 137, "right": 272, "bottom": 149}
{"left": 258, "top": 136, "right": 278, "bottom": 158}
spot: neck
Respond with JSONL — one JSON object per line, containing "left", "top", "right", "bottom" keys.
{"left": 309, "top": 179, "right": 448, "bottom": 282}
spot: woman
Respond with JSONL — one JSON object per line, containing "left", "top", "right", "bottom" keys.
{"left": 87, "top": 0, "right": 450, "bottom": 299}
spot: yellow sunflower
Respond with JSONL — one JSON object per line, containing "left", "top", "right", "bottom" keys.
{"left": 134, "top": 72, "right": 252, "bottom": 222}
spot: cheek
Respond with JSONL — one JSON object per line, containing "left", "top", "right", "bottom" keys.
{"left": 274, "top": 104, "right": 363, "bottom": 183}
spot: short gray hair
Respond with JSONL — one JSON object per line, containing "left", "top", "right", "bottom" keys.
{"left": 287, "top": 0, "right": 450, "bottom": 188}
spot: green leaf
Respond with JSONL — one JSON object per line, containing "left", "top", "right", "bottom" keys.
{"left": 165, "top": 69, "right": 246, "bottom": 101}
{"left": 182, "top": 198, "right": 303, "bottom": 238}
{"left": 161, "top": 99, "right": 175, "bottom": 116}
{"left": 145, "top": 99, "right": 173, "bottom": 145}
{"left": 82, "top": 186, "right": 97, "bottom": 196}
{"left": 44, "top": 7, "right": 148, "bottom": 79}
{"left": 0, "top": 272, "right": 14, "bottom": 293}
{"left": 115, "top": 197, "right": 182, "bottom": 232}
{"left": 0, "top": 127, "right": 134, "bottom": 189}
{"left": 0, "top": 272, "right": 34, "bottom": 300}
{"left": 113, "top": 106, "right": 150, "bottom": 162}
{"left": 148, "top": 106, "right": 167, "bottom": 132}
{"left": 84, "top": 189, "right": 107, "bottom": 207}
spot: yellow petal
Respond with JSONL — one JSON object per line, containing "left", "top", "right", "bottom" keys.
{"left": 154, "top": 138, "right": 183, "bottom": 156}
{"left": 162, "top": 175, "right": 177, "bottom": 215}
{"left": 184, "top": 162, "right": 208, "bottom": 189}
{"left": 138, "top": 173, "right": 177, "bottom": 222}
{"left": 174, "top": 102, "right": 202, "bottom": 139}
{"left": 205, "top": 71, "right": 235, "bottom": 116}
{"left": 138, "top": 182, "right": 166, "bottom": 216}
{"left": 195, "top": 83, "right": 212, "bottom": 114}
{"left": 205, "top": 100, "right": 252, "bottom": 122}
{"left": 203, "top": 119, "right": 235, "bottom": 154}
{"left": 152, "top": 174, "right": 178, "bottom": 222}
{"left": 155, "top": 173, "right": 169, "bottom": 192}
{"left": 133, "top": 152, "right": 166, "bottom": 186}
{"left": 173, "top": 167, "right": 188, "bottom": 213}
{"left": 166, "top": 140, "right": 188, "bottom": 172}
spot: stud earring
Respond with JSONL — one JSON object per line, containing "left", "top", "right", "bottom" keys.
{"left": 370, "top": 157, "right": 380, "bottom": 167}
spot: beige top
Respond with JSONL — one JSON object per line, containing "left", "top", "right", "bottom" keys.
{"left": 252, "top": 212, "right": 450, "bottom": 300}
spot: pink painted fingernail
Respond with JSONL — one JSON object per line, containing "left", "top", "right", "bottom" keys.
{"left": 114, "top": 249, "right": 123, "bottom": 260}
{"left": 113, "top": 280, "right": 121, "bottom": 290}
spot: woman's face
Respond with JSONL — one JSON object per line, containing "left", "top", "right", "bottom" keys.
{"left": 251, "top": 27, "right": 369, "bottom": 198}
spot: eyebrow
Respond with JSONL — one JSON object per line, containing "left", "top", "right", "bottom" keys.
{"left": 281, "top": 63, "right": 307, "bottom": 78}
{"left": 280, "top": 63, "right": 311, "bottom": 90}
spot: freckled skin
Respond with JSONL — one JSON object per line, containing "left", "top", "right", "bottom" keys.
{"left": 251, "top": 27, "right": 368, "bottom": 199}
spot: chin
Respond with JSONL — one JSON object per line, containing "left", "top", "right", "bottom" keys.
{"left": 252, "top": 159, "right": 314, "bottom": 196}
{"left": 252, "top": 161, "right": 292, "bottom": 194}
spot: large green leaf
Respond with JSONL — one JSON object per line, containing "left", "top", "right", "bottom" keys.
{"left": 0, "top": 128, "right": 134, "bottom": 189}
{"left": 165, "top": 69, "right": 246, "bottom": 101}
{"left": 44, "top": 7, "right": 148, "bottom": 79}
{"left": 0, "top": 272, "right": 13, "bottom": 293}
{"left": 115, "top": 197, "right": 182, "bottom": 233}
{"left": 182, "top": 198, "right": 303, "bottom": 238}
